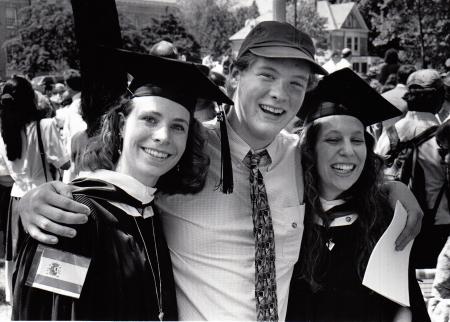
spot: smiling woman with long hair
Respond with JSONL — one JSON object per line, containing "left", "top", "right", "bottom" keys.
{"left": 12, "top": 50, "right": 232, "bottom": 321}
{"left": 287, "top": 69, "right": 430, "bottom": 322}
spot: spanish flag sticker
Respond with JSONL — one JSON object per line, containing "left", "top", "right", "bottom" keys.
{"left": 26, "top": 244, "right": 91, "bottom": 299}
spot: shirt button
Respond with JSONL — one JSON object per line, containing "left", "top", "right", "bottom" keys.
{"left": 345, "top": 216, "right": 352, "bottom": 222}
{"left": 292, "top": 222, "right": 297, "bottom": 228}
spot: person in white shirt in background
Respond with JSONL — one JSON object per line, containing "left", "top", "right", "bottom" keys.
{"left": 336, "top": 48, "right": 353, "bottom": 71}
{"left": 54, "top": 69, "right": 86, "bottom": 182}
{"left": 371, "top": 64, "right": 416, "bottom": 141}
{"left": 0, "top": 76, "right": 69, "bottom": 303}
{"left": 437, "top": 73, "right": 450, "bottom": 124}
{"left": 321, "top": 50, "right": 341, "bottom": 74}
{"left": 49, "top": 83, "right": 67, "bottom": 109}
{"left": 376, "top": 69, "right": 450, "bottom": 269}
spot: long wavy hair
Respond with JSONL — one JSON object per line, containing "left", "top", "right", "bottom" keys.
{"left": 298, "top": 120, "right": 391, "bottom": 291}
{"left": 0, "top": 76, "right": 40, "bottom": 161}
{"left": 81, "top": 95, "right": 210, "bottom": 194}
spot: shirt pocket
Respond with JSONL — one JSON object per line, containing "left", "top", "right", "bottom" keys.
{"left": 273, "top": 204, "right": 305, "bottom": 264}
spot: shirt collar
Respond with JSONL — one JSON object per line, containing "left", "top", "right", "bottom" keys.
{"left": 225, "top": 117, "right": 252, "bottom": 162}
{"left": 225, "top": 117, "right": 282, "bottom": 166}
{"left": 315, "top": 198, "right": 358, "bottom": 227}
{"left": 78, "top": 169, "right": 156, "bottom": 204}
{"left": 319, "top": 197, "right": 346, "bottom": 212}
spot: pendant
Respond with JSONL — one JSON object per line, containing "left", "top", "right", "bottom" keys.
{"left": 159, "top": 311, "right": 164, "bottom": 321}
{"left": 326, "top": 239, "right": 335, "bottom": 251}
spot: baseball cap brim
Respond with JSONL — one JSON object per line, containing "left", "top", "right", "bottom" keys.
{"left": 249, "top": 47, "right": 328, "bottom": 75}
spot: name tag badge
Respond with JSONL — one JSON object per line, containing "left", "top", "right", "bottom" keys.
{"left": 26, "top": 244, "right": 91, "bottom": 299}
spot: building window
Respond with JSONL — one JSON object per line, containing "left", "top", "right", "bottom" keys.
{"left": 346, "top": 37, "right": 352, "bottom": 49}
{"left": 345, "top": 37, "right": 360, "bottom": 55}
{"left": 6, "top": 8, "right": 17, "bottom": 28}
{"left": 361, "top": 62, "right": 368, "bottom": 74}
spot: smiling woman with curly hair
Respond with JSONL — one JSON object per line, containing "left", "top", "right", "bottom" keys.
{"left": 11, "top": 49, "right": 233, "bottom": 321}
{"left": 287, "top": 69, "right": 430, "bottom": 322}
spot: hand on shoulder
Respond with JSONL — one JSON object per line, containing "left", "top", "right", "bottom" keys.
{"left": 19, "top": 181, "right": 90, "bottom": 244}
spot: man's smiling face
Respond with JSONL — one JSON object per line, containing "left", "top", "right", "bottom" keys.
{"left": 231, "top": 56, "right": 311, "bottom": 149}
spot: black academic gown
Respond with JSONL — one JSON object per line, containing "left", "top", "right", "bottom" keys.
{"left": 286, "top": 213, "right": 430, "bottom": 322}
{"left": 12, "top": 178, "right": 178, "bottom": 321}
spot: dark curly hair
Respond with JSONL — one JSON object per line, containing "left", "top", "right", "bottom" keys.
{"left": 298, "top": 120, "right": 391, "bottom": 291}
{"left": 0, "top": 75, "right": 40, "bottom": 161}
{"left": 403, "top": 86, "right": 445, "bottom": 113}
{"left": 80, "top": 95, "right": 210, "bottom": 195}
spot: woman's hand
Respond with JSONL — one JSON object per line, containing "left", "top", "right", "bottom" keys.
{"left": 18, "top": 181, "right": 90, "bottom": 244}
{"left": 383, "top": 181, "right": 423, "bottom": 251}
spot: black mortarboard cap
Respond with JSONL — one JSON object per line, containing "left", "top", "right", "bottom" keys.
{"left": 297, "top": 68, "right": 401, "bottom": 126}
{"left": 111, "top": 48, "right": 233, "bottom": 113}
{"left": 112, "top": 47, "right": 235, "bottom": 193}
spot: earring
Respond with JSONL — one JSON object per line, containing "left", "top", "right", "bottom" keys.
{"left": 176, "top": 164, "right": 180, "bottom": 173}
{"left": 118, "top": 135, "right": 123, "bottom": 155}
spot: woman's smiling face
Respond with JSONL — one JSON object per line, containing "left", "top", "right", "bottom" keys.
{"left": 116, "top": 96, "right": 190, "bottom": 187}
{"left": 314, "top": 115, "right": 367, "bottom": 200}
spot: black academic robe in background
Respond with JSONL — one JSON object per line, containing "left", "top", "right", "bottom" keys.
{"left": 286, "top": 216, "right": 430, "bottom": 322}
{"left": 12, "top": 178, "right": 178, "bottom": 320}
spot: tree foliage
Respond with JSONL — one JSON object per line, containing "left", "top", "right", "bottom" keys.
{"left": 6, "top": 0, "right": 77, "bottom": 77}
{"left": 119, "top": 13, "right": 146, "bottom": 53}
{"left": 6, "top": 1, "right": 202, "bottom": 76}
{"left": 286, "top": 0, "right": 327, "bottom": 50}
{"left": 141, "top": 13, "right": 202, "bottom": 62}
{"left": 358, "top": 0, "right": 449, "bottom": 68}
{"left": 234, "top": 1, "right": 260, "bottom": 27}
{"left": 177, "top": 0, "right": 259, "bottom": 58}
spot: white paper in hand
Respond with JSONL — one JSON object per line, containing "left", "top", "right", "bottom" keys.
{"left": 362, "top": 201, "right": 413, "bottom": 307}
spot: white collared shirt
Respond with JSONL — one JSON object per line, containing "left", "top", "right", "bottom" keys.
{"left": 156, "top": 119, "right": 305, "bottom": 320}
{"left": 314, "top": 198, "right": 358, "bottom": 227}
{"left": 77, "top": 169, "right": 157, "bottom": 219}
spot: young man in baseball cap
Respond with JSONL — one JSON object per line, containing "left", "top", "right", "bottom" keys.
{"left": 376, "top": 69, "right": 448, "bottom": 269}
{"left": 20, "top": 21, "right": 423, "bottom": 320}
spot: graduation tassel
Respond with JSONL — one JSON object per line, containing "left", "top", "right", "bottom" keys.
{"left": 216, "top": 104, "right": 233, "bottom": 193}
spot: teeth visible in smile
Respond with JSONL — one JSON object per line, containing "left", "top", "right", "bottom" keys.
{"left": 260, "top": 104, "right": 284, "bottom": 115}
{"left": 331, "top": 164, "right": 355, "bottom": 173}
{"left": 143, "top": 148, "right": 170, "bottom": 159}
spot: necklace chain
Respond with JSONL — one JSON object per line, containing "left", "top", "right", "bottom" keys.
{"left": 133, "top": 210, "right": 164, "bottom": 321}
